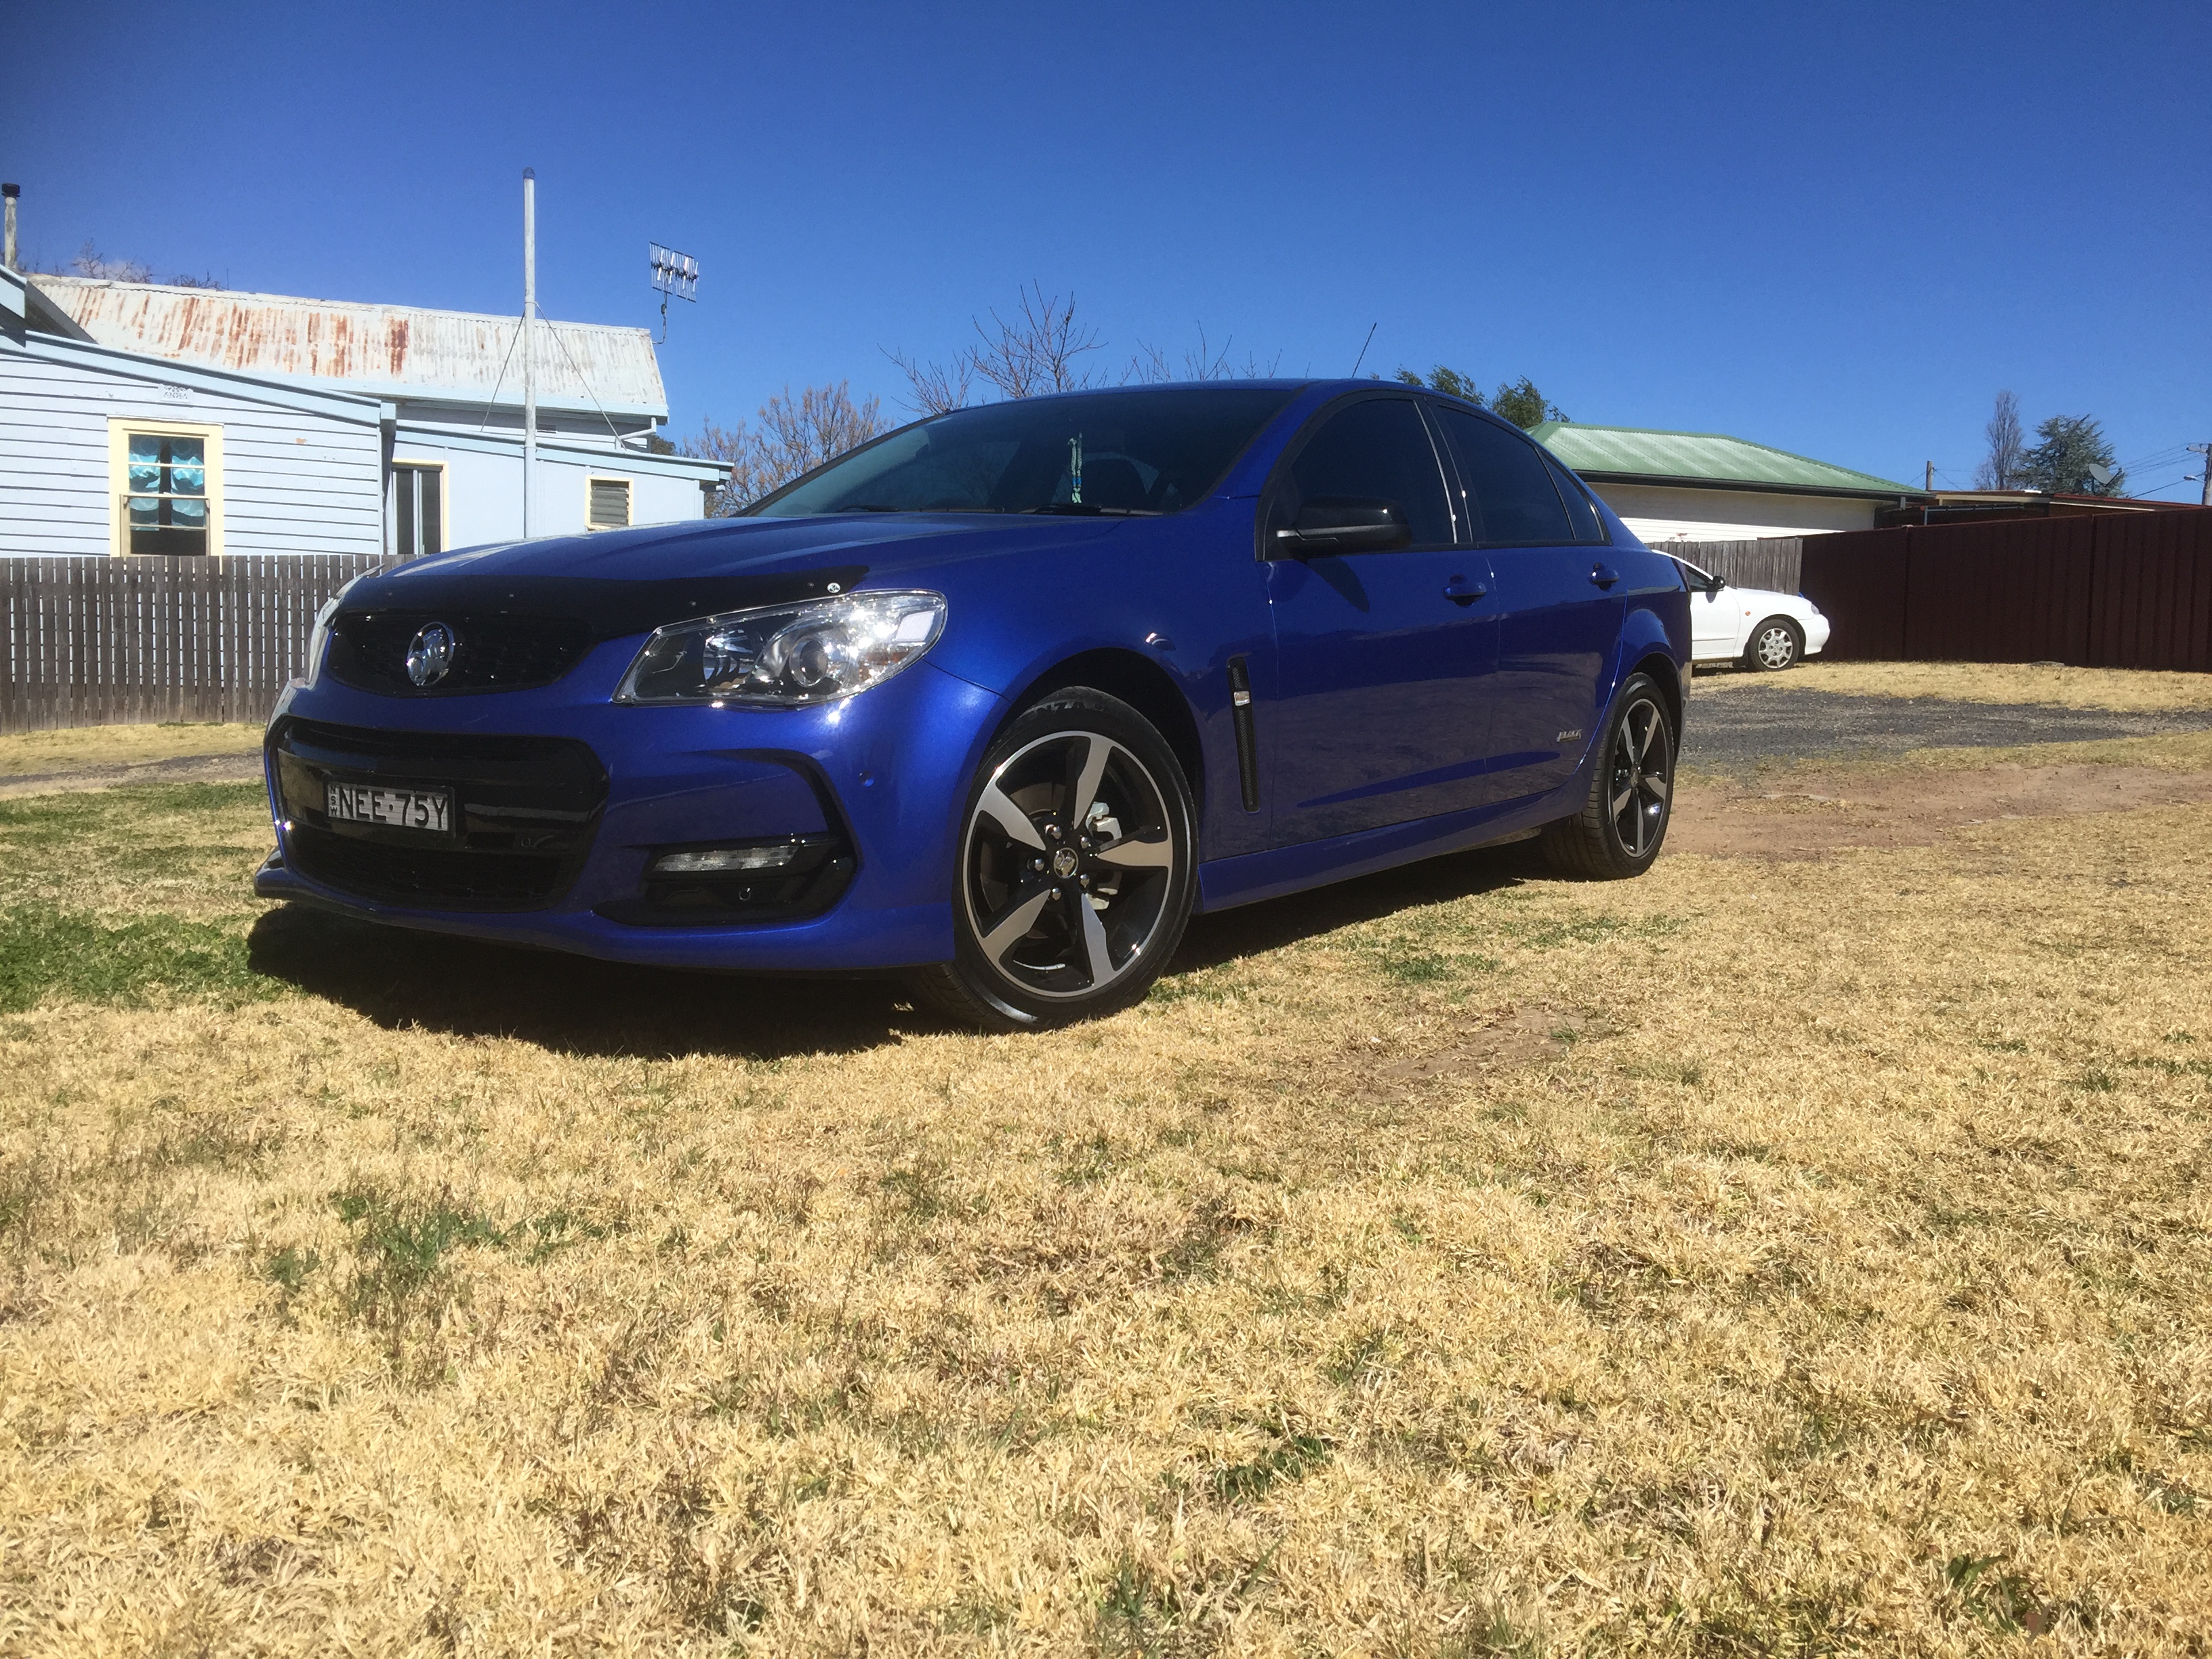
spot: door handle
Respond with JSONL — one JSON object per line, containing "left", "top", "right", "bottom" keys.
{"left": 1443, "top": 576, "right": 1488, "bottom": 606}
{"left": 1589, "top": 563, "right": 1620, "bottom": 589}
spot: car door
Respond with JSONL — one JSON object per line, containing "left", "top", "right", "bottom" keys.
{"left": 1675, "top": 561, "right": 1740, "bottom": 659}
{"left": 1261, "top": 394, "right": 1499, "bottom": 846}
{"left": 1433, "top": 407, "right": 1623, "bottom": 806}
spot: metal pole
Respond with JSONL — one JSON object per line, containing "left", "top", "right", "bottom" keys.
{"left": 2192, "top": 443, "right": 2212, "bottom": 508}
{"left": 2, "top": 184, "right": 18, "bottom": 270}
{"left": 523, "top": 168, "right": 536, "bottom": 538}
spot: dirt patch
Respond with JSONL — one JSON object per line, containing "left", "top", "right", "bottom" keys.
{"left": 1373, "top": 1003, "right": 1592, "bottom": 1086}
{"left": 1693, "top": 659, "right": 2212, "bottom": 712}
{"left": 1671, "top": 761, "right": 2212, "bottom": 859}
{"left": 1680, "top": 684, "right": 2212, "bottom": 775}
{"left": 0, "top": 722, "right": 262, "bottom": 777}
{"left": 0, "top": 751, "right": 264, "bottom": 800}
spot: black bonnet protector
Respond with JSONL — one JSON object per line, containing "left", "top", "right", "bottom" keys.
{"left": 333, "top": 564, "right": 872, "bottom": 642}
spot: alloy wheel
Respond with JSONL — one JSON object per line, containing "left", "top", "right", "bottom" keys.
{"left": 1607, "top": 697, "right": 1672, "bottom": 858}
{"left": 1755, "top": 625, "right": 1798, "bottom": 670}
{"left": 960, "top": 729, "right": 1179, "bottom": 1001}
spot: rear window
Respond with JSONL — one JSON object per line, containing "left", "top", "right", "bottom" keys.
{"left": 1435, "top": 409, "right": 1572, "bottom": 546}
{"left": 1542, "top": 455, "right": 1607, "bottom": 544}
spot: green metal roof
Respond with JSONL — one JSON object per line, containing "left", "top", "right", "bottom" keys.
{"left": 1528, "top": 422, "right": 1918, "bottom": 499}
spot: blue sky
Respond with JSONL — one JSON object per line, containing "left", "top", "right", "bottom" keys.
{"left": 7, "top": 1, "right": 2207, "bottom": 497}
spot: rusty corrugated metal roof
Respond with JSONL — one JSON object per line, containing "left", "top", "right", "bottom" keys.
{"left": 30, "top": 275, "right": 668, "bottom": 416}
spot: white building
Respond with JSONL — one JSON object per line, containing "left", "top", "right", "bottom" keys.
{"left": 1, "top": 268, "right": 724, "bottom": 560}
{"left": 1528, "top": 422, "right": 1925, "bottom": 544}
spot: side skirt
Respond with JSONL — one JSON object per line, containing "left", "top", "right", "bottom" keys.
{"left": 1193, "top": 767, "right": 1586, "bottom": 914}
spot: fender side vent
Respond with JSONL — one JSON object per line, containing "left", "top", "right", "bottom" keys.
{"left": 1227, "top": 655, "right": 1259, "bottom": 813}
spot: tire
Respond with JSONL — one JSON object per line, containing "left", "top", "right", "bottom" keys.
{"left": 907, "top": 687, "right": 1198, "bottom": 1032}
{"left": 1743, "top": 617, "right": 1803, "bottom": 672}
{"left": 1541, "top": 673, "right": 1677, "bottom": 880}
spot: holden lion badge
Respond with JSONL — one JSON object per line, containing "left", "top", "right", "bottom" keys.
{"left": 405, "top": 621, "right": 456, "bottom": 688}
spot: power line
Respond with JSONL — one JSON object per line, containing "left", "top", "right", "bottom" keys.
{"left": 2126, "top": 475, "right": 2195, "bottom": 497}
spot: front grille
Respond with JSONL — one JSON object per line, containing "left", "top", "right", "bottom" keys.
{"left": 325, "top": 611, "right": 594, "bottom": 696}
{"left": 271, "top": 718, "right": 608, "bottom": 912}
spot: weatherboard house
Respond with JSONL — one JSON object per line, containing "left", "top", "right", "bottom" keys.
{"left": 1, "top": 268, "right": 722, "bottom": 560}
{"left": 1530, "top": 422, "right": 1923, "bottom": 544}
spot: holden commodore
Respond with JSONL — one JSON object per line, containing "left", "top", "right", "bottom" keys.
{"left": 258, "top": 382, "right": 1691, "bottom": 1029}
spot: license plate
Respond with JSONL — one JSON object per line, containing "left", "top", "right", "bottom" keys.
{"left": 324, "top": 780, "right": 452, "bottom": 834}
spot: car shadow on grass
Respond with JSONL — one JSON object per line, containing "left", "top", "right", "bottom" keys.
{"left": 246, "top": 904, "right": 914, "bottom": 1061}
{"left": 1166, "top": 842, "right": 1534, "bottom": 976}
{"left": 245, "top": 842, "right": 1538, "bottom": 1057}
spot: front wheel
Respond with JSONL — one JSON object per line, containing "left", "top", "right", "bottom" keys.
{"left": 1541, "top": 673, "right": 1677, "bottom": 880}
{"left": 1744, "top": 617, "right": 1803, "bottom": 671}
{"left": 908, "top": 687, "right": 1197, "bottom": 1031}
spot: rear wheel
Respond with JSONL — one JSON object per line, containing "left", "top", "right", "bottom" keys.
{"left": 908, "top": 688, "right": 1197, "bottom": 1031}
{"left": 1744, "top": 617, "right": 1803, "bottom": 671}
{"left": 1541, "top": 673, "right": 1676, "bottom": 880}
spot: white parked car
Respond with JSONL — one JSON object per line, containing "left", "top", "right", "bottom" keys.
{"left": 1671, "top": 556, "right": 1831, "bottom": 671}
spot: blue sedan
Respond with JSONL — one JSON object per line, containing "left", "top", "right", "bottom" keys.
{"left": 257, "top": 382, "right": 1690, "bottom": 1029}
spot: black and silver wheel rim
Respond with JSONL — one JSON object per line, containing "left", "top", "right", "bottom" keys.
{"left": 961, "top": 730, "right": 1178, "bottom": 1002}
{"left": 1755, "top": 625, "right": 1797, "bottom": 669}
{"left": 1608, "top": 697, "right": 1672, "bottom": 859}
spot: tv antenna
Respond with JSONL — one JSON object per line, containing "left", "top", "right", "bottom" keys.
{"left": 649, "top": 243, "right": 698, "bottom": 344}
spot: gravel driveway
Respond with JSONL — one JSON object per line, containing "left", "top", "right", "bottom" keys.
{"left": 1681, "top": 684, "right": 2212, "bottom": 775}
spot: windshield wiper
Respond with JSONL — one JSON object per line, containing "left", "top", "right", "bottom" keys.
{"left": 832, "top": 504, "right": 905, "bottom": 512}
{"left": 1023, "top": 503, "right": 1156, "bottom": 517}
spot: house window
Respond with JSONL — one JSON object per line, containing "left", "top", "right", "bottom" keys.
{"left": 392, "top": 463, "right": 445, "bottom": 558}
{"left": 110, "top": 419, "right": 223, "bottom": 556}
{"left": 588, "top": 476, "right": 631, "bottom": 531}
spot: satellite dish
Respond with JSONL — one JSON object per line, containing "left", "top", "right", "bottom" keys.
{"left": 2087, "top": 464, "right": 2114, "bottom": 487}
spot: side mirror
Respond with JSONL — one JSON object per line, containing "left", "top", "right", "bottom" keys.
{"left": 1273, "top": 496, "right": 1411, "bottom": 556}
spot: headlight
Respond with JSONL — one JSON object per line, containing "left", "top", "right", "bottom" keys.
{"left": 615, "top": 589, "right": 947, "bottom": 708}
{"left": 302, "top": 575, "right": 364, "bottom": 687}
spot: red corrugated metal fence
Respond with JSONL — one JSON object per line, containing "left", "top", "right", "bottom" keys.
{"left": 1801, "top": 509, "right": 2212, "bottom": 670}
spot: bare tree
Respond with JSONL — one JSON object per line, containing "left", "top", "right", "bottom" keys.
{"left": 34, "top": 241, "right": 224, "bottom": 287}
{"left": 681, "top": 415, "right": 770, "bottom": 511}
{"left": 969, "top": 282, "right": 1103, "bottom": 398}
{"left": 1126, "top": 324, "right": 1281, "bottom": 384}
{"left": 882, "top": 346, "right": 974, "bottom": 415}
{"left": 892, "top": 288, "right": 1278, "bottom": 411}
{"left": 887, "top": 282, "right": 1108, "bottom": 413}
{"left": 682, "top": 381, "right": 886, "bottom": 514}
{"left": 1975, "top": 390, "right": 2026, "bottom": 490}
{"left": 62, "top": 241, "right": 152, "bottom": 282}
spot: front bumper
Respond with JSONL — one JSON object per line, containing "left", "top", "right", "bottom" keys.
{"left": 256, "top": 642, "right": 1006, "bottom": 971}
{"left": 1805, "top": 611, "right": 1832, "bottom": 655}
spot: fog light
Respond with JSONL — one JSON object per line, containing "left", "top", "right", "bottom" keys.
{"left": 650, "top": 844, "right": 799, "bottom": 876}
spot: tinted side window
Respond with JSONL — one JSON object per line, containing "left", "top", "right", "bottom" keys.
{"left": 1543, "top": 455, "right": 1606, "bottom": 544}
{"left": 1279, "top": 398, "right": 1455, "bottom": 548}
{"left": 1435, "top": 409, "right": 1572, "bottom": 546}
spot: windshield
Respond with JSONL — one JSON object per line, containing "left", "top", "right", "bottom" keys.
{"left": 747, "top": 386, "right": 1302, "bottom": 518}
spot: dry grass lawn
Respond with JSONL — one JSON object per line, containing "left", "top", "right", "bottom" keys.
{"left": 0, "top": 722, "right": 263, "bottom": 779}
{"left": 1692, "top": 661, "right": 2212, "bottom": 712}
{"left": 2, "top": 696, "right": 2209, "bottom": 1655}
